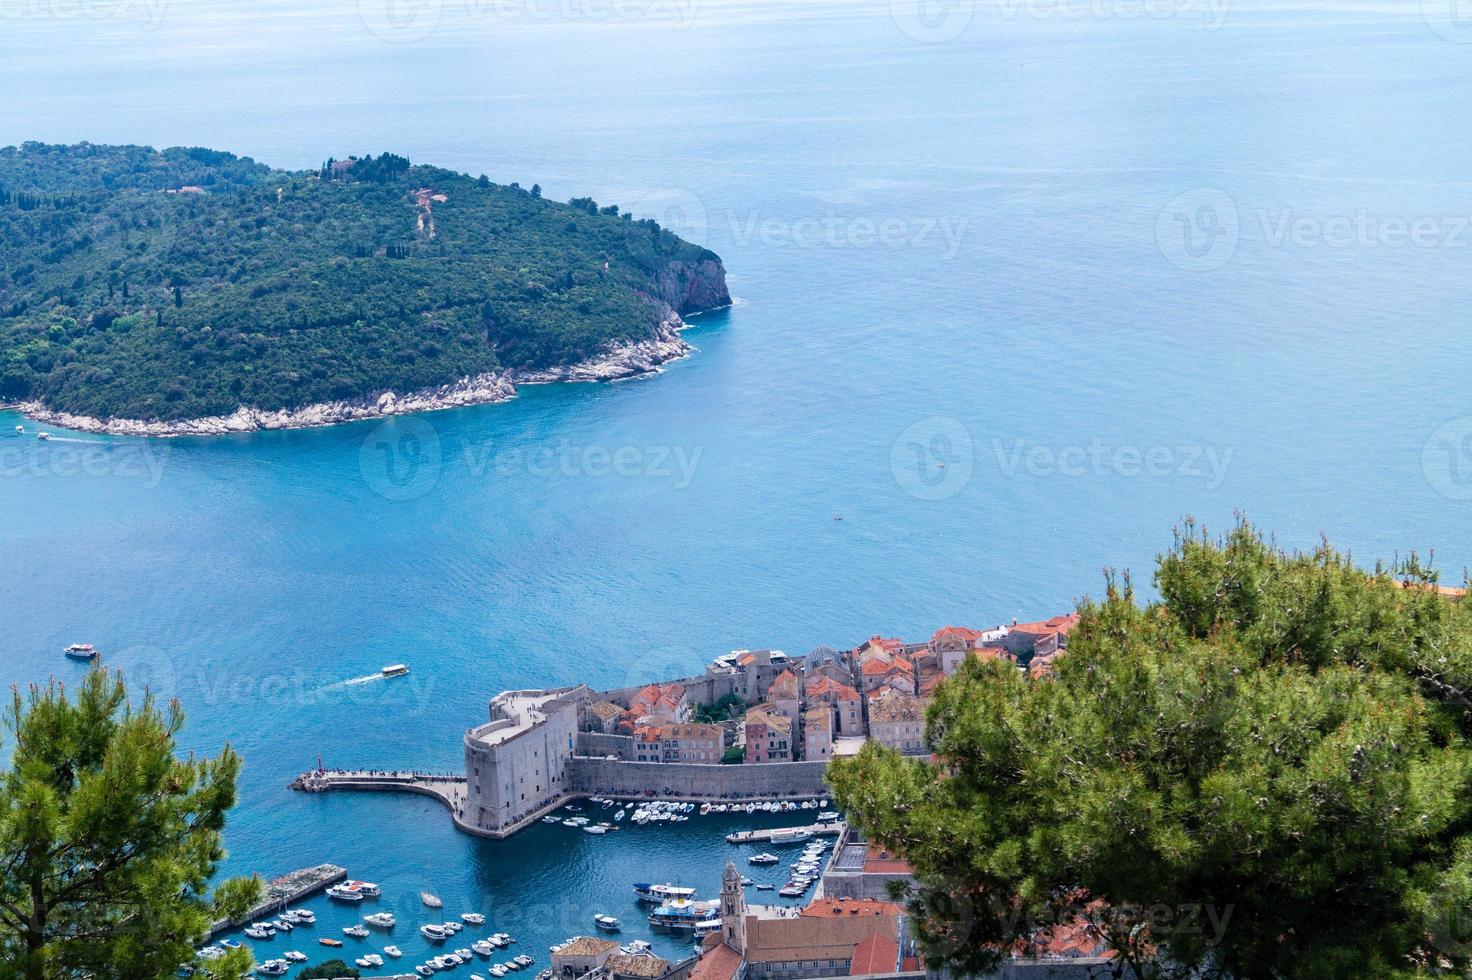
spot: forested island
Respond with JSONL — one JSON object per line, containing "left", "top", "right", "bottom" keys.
{"left": 0, "top": 143, "right": 729, "bottom": 434}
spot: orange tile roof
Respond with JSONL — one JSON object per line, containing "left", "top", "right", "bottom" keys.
{"left": 805, "top": 675, "right": 860, "bottom": 702}
{"left": 849, "top": 934, "right": 899, "bottom": 975}
{"left": 931, "top": 625, "right": 982, "bottom": 644}
{"left": 803, "top": 898, "right": 904, "bottom": 919}
{"left": 688, "top": 941, "right": 742, "bottom": 980}
{"left": 1012, "top": 614, "right": 1080, "bottom": 637}
{"left": 862, "top": 849, "right": 914, "bottom": 875}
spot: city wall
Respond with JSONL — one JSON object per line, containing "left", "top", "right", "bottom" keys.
{"left": 566, "top": 756, "right": 830, "bottom": 801}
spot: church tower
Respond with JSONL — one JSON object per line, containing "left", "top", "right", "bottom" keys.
{"left": 720, "top": 861, "right": 748, "bottom": 951}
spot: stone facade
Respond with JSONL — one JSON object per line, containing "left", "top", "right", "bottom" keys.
{"left": 463, "top": 686, "right": 586, "bottom": 835}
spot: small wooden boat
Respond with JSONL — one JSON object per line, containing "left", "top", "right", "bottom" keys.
{"left": 320, "top": 938, "right": 343, "bottom": 947}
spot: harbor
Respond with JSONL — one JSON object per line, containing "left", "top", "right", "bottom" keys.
{"left": 207, "top": 864, "right": 346, "bottom": 938}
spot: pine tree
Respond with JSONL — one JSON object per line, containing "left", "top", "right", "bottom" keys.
{"left": 0, "top": 670, "right": 262, "bottom": 980}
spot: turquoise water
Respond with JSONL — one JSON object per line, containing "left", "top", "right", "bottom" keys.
{"left": 4, "top": 0, "right": 1472, "bottom": 970}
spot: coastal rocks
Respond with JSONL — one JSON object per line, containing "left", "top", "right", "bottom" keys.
{"left": 650, "top": 258, "right": 731, "bottom": 315}
{"left": 15, "top": 310, "right": 696, "bottom": 438}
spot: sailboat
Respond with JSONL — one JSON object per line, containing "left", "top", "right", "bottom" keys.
{"left": 421, "top": 860, "right": 443, "bottom": 908}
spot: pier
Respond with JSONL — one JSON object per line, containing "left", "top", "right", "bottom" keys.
{"left": 724, "top": 822, "right": 845, "bottom": 844}
{"left": 207, "top": 863, "right": 346, "bottom": 937}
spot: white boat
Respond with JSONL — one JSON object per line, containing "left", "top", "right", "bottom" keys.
{"left": 284, "top": 951, "right": 307, "bottom": 962}
{"left": 816, "top": 811, "right": 841, "bottom": 823}
{"left": 443, "top": 920, "right": 464, "bottom": 933}
{"left": 243, "top": 926, "right": 273, "bottom": 940}
{"left": 620, "top": 941, "right": 653, "bottom": 955}
{"left": 767, "top": 829, "right": 813, "bottom": 846}
{"left": 290, "top": 909, "right": 315, "bottom": 924}
{"left": 36, "top": 432, "right": 49, "bottom": 441}
{"left": 13, "top": 425, "right": 21, "bottom": 434}
{"left": 614, "top": 809, "right": 625, "bottom": 821}
{"left": 344, "top": 879, "right": 381, "bottom": 896}
{"left": 422, "top": 891, "right": 444, "bottom": 908}
{"left": 693, "top": 918, "right": 722, "bottom": 937}
{"left": 416, "top": 967, "right": 434, "bottom": 977}
{"left": 272, "top": 918, "right": 293, "bottom": 931}
{"left": 327, "top": 884, "right": 366, "bottom": 902}
{"left": 258, "top": 961, "right": 288, "bottom": 976}
{"left": 473, "top": 940, "right": 495, "bottom": 956}
{"left": 462, "top": 912, "right": 486, "bottom": 925}
{"left": 342, "top": 924, "right": 369, "bottom": 938}
{"left": 489, "top": 966, "right": 508, "bottom": 977}
{"left": 633, "top": 883, "right": 696, "bottom": 903}
{"left": 383, "top": 663, "right": 410, "bottom": 677}
{"left": 583, "top": 824, "right": 607, "bottom": 835}
{"left": 593, "top": 914, "right": 621, "bottom": 931}
{"left": 63, "top": 643, "right": 99, "bottom": 661}
{"left": 748, "top": 853, "right": 779, "bottom": 865}
{"left": 364, "top": 911, "right": 397, "bottom": 928}
{"left": 385, "top": 946, "right": 403, "bottom": 958}
{"left": 514, "top": 955, "right": 534, "bottom": 967}
{"left": 422, "top": 924, "right": 449, "bottom": 942}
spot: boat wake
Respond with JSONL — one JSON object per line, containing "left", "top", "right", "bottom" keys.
{"left": 36, "top": 435, "right": 109, "bottom": 445}
{"left": 333, "top": 673, "right": 388, "bottom": 688}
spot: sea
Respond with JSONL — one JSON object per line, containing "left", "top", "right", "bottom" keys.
{"left": 2, "top": 0, "right": 1472, "bottom": 969}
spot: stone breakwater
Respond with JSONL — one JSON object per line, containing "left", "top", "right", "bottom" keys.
{"left": 16, "top": 309, "right": 707, "bottom": 438}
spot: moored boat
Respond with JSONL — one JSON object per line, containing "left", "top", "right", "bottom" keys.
{"left": 633, "top": 882, "right": 696, "bottom": 903}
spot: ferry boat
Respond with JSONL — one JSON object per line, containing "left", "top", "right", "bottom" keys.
{"left": 327, "top": 884, "right": 366, "bottom": 902}
{"left": 647, "top": 898, "right": 719, "bottom": 932}
{"left": 767, "top": 829, "right": 813, "bottom": 846}
{"left": 344, "top": 879, "right": 381, "bottom": 896}
{"left": 382, "top": 664, "right": 409, "bottom": 678}
{"left": 63, "top": 643, "right": 99, "bottom": 661}
{"left": 693, "top": 918, "right": 722, "bottom": 938}
{"left": 593, "top": 914, "right": 621, "bottom": 932}
{"left": 633, "top": 882, "right": 697, "bottom": 903}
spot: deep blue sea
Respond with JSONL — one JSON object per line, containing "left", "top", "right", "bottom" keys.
{"left": 3, "top": 0, "right": 1472, "bottom": 969}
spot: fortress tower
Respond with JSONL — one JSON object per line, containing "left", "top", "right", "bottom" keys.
{"left": 720, "top": 860, "right": 748, "bottom": 951}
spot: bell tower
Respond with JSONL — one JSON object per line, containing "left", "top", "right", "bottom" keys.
{"left": 720, "top": 861, "right": 747, "bottom": 951}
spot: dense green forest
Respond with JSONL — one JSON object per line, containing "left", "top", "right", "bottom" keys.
{"left": 0, "top": 143, "right": 727, "bottom": 421}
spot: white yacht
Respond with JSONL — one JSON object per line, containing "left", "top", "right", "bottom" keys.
{"left": 385, "top": 946, "right": 403, "bottom": 958}
{"left": 462, "top": 912, "right": 486, "bottom": 925}
{"left": 748, "top": 853, "right": 779, "bottom": 865}
{"left": 364, "top": 911, "right": 396, "bottom": 929}
{"left": 422, "top": 924, "right": 449, "bottom": 942}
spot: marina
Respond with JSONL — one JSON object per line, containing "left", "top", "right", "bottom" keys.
{"left": 206, "top": 864, "right": 346, "bottom": 938}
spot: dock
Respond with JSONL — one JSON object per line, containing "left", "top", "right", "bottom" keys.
{"left": 725, "top": 822, "right": 845, "bottom": 844}
{"left": 207, "top": 863, "right": 346, "bottom": 937}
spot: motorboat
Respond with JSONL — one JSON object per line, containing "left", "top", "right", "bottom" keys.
{"left": 327, "top": 884, "right": 366, "bottom": 902}
{"left": 767, "top": 829, "right": 813, "bottom": 846}
{"left": 283, "top": 951, "right": 307, "bottom": 962}
{"left": 647, "top": 898, "right": 719, "bottom": 931}
{"left": 63, "top": 643, "right": 99, "bottom": 661}
{"left": 494, "top": 932, "right": 514, "bottom": 944}
{"left": 462, "top": 911, "right": 487, "bottom": 925}
{"left": 422, "top": 924, "right": 449, "bottom": 942}
{"left": 364, "top": 911, "right": 397, "bottom": 928}
{"left": 36, "top": 432, "right": 49, "bottom": 441}
{"left": 243, "top": 925, "right": 273, "bottom": 940}
{"left": 583, "top": 824, "right": 607, "bottom": 835}
{"left": 385, "top": 946, "right": 403, "bottom": 958}
{"left": 633, "top": 882, "right": 696, "bottom": 903}
{"left": 343, "top": 879, "right": 381, "bottom": 896}
{"left": 319, "top": 938, "right": 343, "bottom": 947}
{"left": 291, "top": 909, "right": 316, "bottom": 924}
{"left": 442, "top": 920, "right": 464, "bottom": 934}
{"left": 514, "top": 955, "right": 535, "bottom": 967}
{"left": 342, "top": 924, "right": 369, "bottom": 938}
{"left": 271, "top": 918, "right": 293, "bottom": 932}
{"left": 422, "top": 891, "right": 444, "bottom": 908}
{"left": 416, "top": 967, "right": 434, "bottom": 977}
{"left": 816, "top": 811, "right": 841, "bottom": 823}
{"left": 258, "top": 961, "right": 288, "bottom": 976}
{"left": 383, "top": 663, "right": 410, "bottom": 677}
{"left": 755, "top": 884, "right": 774, "bottom": 891}
{"left": 748, "top": 853, "right": 779, "bottom": 865}
{"left": 473, "top": 940, "right": 495, "bottom": 956}
{"left": 593, "top": 914, "right": 621, "bottom": 931}
{"left": 489, "top": 966, "right": 508, "bottom": 978}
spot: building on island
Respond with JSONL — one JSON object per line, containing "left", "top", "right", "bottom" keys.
{"left": 865, "top": 689, "right": 925, "bottom": 755}
{"left": 802, "top": 705, "right": 833, "bottom": 762}
{"left": 743, "top": 708, "right": 792, "bottom": 763}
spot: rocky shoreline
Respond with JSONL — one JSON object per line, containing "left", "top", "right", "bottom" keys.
{"left": 12, "top": 310, "right": 706, "bottom": 438}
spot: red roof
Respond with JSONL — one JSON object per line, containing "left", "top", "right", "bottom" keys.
{"left": 860, "top": 656, "right": 913, "bottom": 677}
{"left": 849, "top": 934, "right": 899, "bottom": 975}
{"left": 805, "top": 675, "right": 860, "bottom": 702}
{"left": 688, "top": 941, "right": 743, "bottom": 980}
{"left": 860, "top": 635, "right": 905, "bottom": 653}
{"left": 1011, "top": 614, "right": 1080, "bottom": 637}
{"left": 931, "top": 625, "right": 982, "bottom": 644}
{"left": 862, "top": 849, "right": 914, "bottom": 875}
{"left": 803, "top": 898, "right": 904, "bottom": 918}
